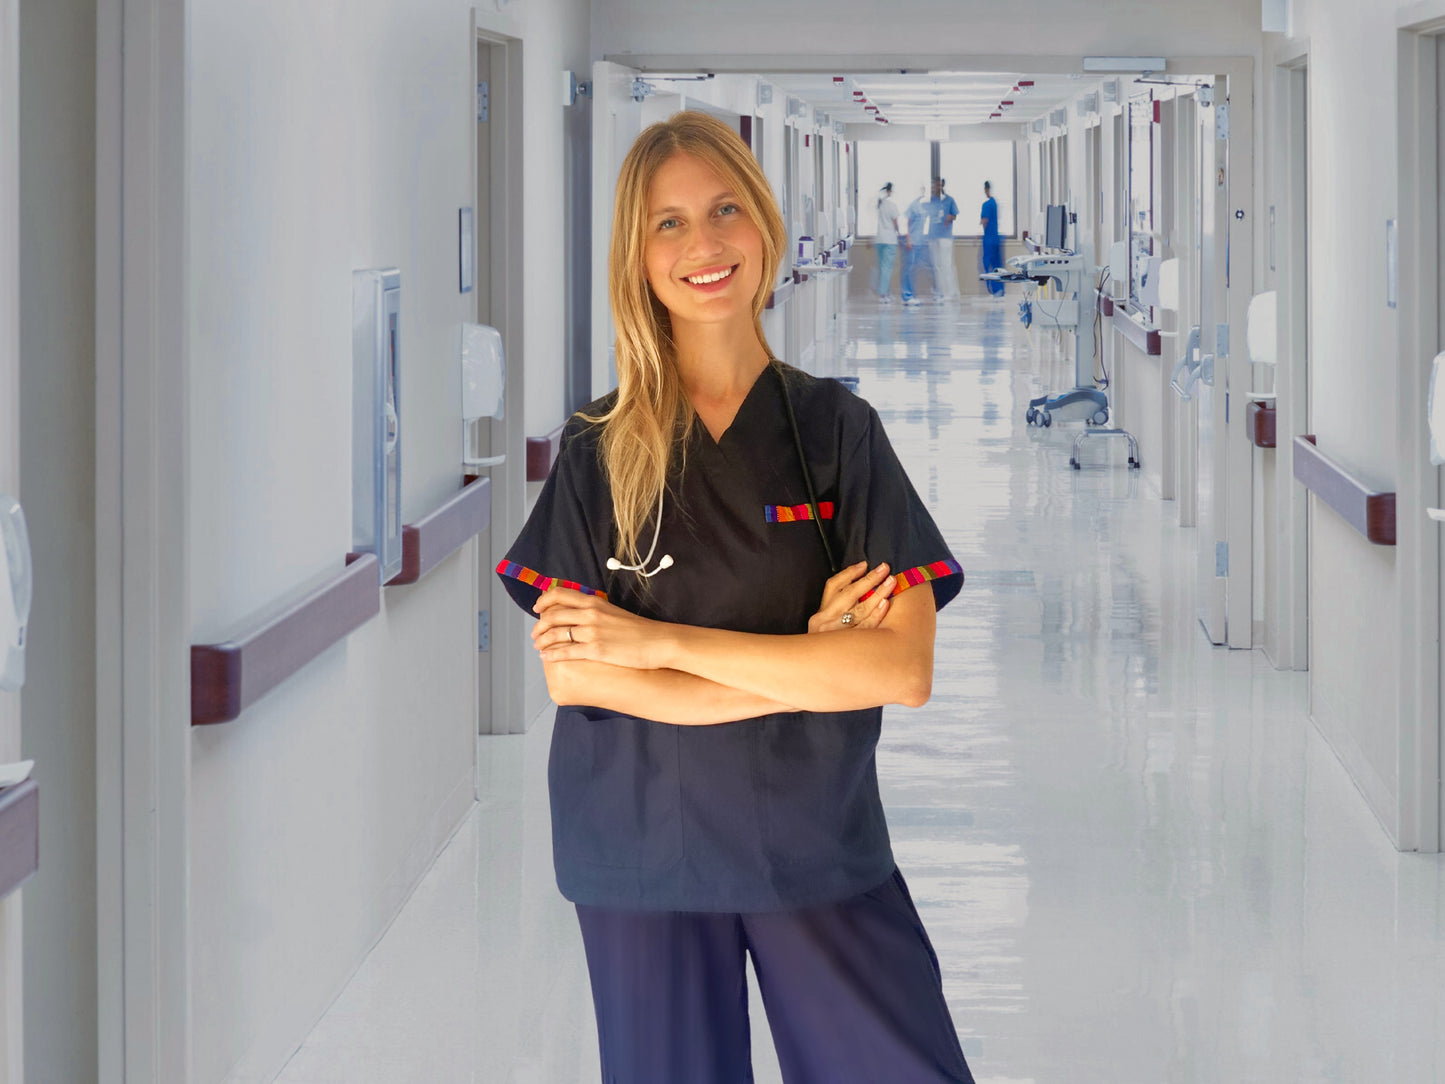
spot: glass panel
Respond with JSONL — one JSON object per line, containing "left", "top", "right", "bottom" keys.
{"left": 854, "top": 140, "right": 930, "bottom": 236}
{"left": 1129, "top": 91, "right": 1156, "bottom": 306}
{"left": 938, "top": 141, "right": 1017, "bottom": 236}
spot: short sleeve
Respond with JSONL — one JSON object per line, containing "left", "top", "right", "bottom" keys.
{"left": 494, "top": 424, "right": 608, "bottom": 615}
{"left": 836, "top": 407, "right": 963, "bottom": 611}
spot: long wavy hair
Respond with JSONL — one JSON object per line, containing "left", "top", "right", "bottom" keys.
{"left": 584, "top": 111, "right": 786, "bottom": 567}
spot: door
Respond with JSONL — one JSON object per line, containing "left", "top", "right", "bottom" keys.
{"left": 1197, "top": 85, "right": 1229, "bottom": 644}
{"left": 591, "top": 60, "right": 644, "bottom": 399}
{"left": 1174, "top": 93, "right": 1199, "bottom": 529}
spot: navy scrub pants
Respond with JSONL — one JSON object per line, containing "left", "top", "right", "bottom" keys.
{"left": 574, "top": 868, "right": 975, "bottom": 1084}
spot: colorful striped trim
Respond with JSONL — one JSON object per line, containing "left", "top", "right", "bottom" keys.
{"left": 862, "top": 559, "right": 965, "bottom": 600}
{"left": 765, "top": 501, "right": 836, "bottom": 523}
{"left": 496, "top": 560, "right": 606, "bottom": 599}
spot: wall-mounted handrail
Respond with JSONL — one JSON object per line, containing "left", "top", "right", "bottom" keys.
{"left": 526, "top": 423, "right": 566, "bottom": 482}
{"left": 1293, "top": 435, "right": 1396, "bottom": 545}
{"left": 1246, "top": 401, "right": 1277, "bottom": 449}
{"left": 1112, "top": 306, "right": 1162, "bottom": 356}
{"left": 191, "top": 553, "right": 381, "bottom": 725}
{"left": 0, "top": 779, "right": 39, "bottom": 901}
{"left": 388, "top": 477, "right": 491, "bottom": 586}
{"left": 766, "top": 279, "right": 796, "bottom": 309}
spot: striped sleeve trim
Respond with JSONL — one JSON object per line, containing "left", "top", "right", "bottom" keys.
{"left": 764, "top": 501, "right": 836, "bottom": 523}
{"left": 496, "top": 560, "right": 606, "bottom": 599}
{"left": 862, "top": 559, "right": 965, "bottom": 600}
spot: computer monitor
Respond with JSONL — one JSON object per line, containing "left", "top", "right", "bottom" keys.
{"left": 1045, "top": 204, "right": 1068, "bottom": 251}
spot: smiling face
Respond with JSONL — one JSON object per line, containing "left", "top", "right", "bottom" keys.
{"left": 642, "top": 152, "right": 765, "bottom": 332}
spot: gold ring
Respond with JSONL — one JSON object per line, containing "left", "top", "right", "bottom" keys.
{"left": 840, "top": 612, "right": 855, "bottom": 627}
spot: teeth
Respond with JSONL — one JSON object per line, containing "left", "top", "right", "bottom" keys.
{"left": 687, "top": 267, "right": 733, "bottom": 285}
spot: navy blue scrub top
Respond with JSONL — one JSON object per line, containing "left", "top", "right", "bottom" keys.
{"left": 496, "top": 363, "right": 963, "bottom": 913}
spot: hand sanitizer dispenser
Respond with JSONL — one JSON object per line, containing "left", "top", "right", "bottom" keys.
{"left": 353, "top": 269, "right": 403, "bottom": 583}
{"left": 0, "top": 494, "right": 32, "bottom": 692}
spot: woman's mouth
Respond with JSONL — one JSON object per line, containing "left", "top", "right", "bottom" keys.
{"left": 682, "top": 265, "right": 738, "bottom": 292}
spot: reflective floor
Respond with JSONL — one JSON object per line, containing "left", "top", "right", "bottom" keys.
{"left": 278, "top": 297, "right": 1445, "bottom": 1083}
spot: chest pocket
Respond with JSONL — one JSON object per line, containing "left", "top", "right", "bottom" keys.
{"left": 763, "top": 501, "right": 835, "bottom": 523}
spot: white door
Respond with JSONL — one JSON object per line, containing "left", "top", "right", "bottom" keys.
{"left": 591, "top": 60, "right": 644, "bottom": 400}
{"left": 0, "top": 0, "right": 25, "bottom": 1073}
{"left": 1196, "top": 87, "right": 1229, "bottom": 644}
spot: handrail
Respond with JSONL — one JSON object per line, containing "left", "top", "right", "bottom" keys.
{"left": 766, "top": 279, "right": 796, "bottom": 309}
{"left": 1112, "top": 306, "right": 1162, "bottom": 355}
{"left": 388, "top": 477, "right": 491, "bottom": 586}
{"left": 1245, "top": 401, "right": 1277, "bottom": 449}
{"left": 1293, "top": 435, "right": 1396, "bottom": 545}
{"left": 191, "top": 553, "right": 381, "bottom": 725}
{"left": 0, "top": 779, "right": 39, "bottom": 901}
{"left": 526, "top": 423, "right": 566, "bottom": 482}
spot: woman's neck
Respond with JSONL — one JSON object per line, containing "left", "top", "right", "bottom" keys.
{"left": 672, "top": 318, "right": 771, "bottom": 404}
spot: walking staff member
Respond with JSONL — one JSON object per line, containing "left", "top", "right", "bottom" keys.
{"left": 497, "top": 111, "right": 972, "bottom": 1084}
{"left": 980, "top": 180, "right": 1005, "bottom": 297}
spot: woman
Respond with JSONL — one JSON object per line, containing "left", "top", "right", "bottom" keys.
{"left": 496, "top": 111, "right": 972, "bottom": 1084}
{"left": 874, "top": 181, "right": 902, "bottom": 302}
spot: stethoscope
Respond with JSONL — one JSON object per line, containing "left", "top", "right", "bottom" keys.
{"left": 606, "top": 362, "right": 840, "bottom": 579}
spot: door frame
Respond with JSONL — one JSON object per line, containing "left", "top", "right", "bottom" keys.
{"left": 95, "top": 0, "right": 191, "bottom": 1078}
{"left": 1269, "top": 40, "right": 1310, "bottom": 674}
{"left": 471, "top": 13, "right": 529, "bottom": 735}
{"left": 1397, "top": 10, "right": 1445, "bottom": 853}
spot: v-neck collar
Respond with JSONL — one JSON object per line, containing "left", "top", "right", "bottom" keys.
{"left": 693, "top": 363, "right": 777, "bottom": 449}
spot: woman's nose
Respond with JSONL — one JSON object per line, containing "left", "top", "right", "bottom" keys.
{"left": 684, "top": 220, "right": 725, "bottom": 258}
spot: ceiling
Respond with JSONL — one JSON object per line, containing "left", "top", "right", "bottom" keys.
{"left": 766, "top": 72, "right": 1089, "bottom": 129}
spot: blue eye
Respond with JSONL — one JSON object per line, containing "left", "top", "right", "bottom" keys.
{"left": 717, "top": 203, "right": 740, "bottom": 217}
{"left": 658, "top": 217, "right": 680, "bottom": 231}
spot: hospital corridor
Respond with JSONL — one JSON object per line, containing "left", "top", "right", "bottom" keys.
{"left": 5, "top": 0, "right": 1445, "bottom": 1081}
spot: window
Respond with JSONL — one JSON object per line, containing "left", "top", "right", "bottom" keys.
{"left": 854, "top": 140, "right": 930, "bottom": 236}
{"left": 1128, "top": 91, "right": 1156, "bottom": 307}
{"left": 938, "top": 140, "right": 1017, "bottom": 236}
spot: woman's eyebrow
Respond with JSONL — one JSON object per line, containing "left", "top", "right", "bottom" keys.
{"left": 650, "top": 192, "right": 738, "bottom": 218}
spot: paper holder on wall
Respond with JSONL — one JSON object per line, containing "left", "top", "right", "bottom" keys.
{"left": 462, "top": 322, "right": 506, "bottom": 473}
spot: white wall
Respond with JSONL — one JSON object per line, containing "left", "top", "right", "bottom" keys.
{"left": 187, "top": 0, "right": 588, "bottom": 1079}
{"left": 594, "top": 0, "right": 1263, "bottom": 61}
{"left": 17, "top": 1, "right": 97, "bottom": 1080}
{"left": 0, "top": 0, "right": 23, "bottom": 1074}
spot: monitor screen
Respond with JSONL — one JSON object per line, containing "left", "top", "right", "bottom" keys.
{"left": 1045, "top": 204, "right": 1068, "bottom": 251}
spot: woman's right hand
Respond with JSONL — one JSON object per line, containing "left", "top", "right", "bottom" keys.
{"left": 808, "top": 561, "right": 897, "bottom": 634}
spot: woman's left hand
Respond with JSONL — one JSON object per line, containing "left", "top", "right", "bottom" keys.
{"left": 532, "top": 588, "right": 671, "bottom": 669}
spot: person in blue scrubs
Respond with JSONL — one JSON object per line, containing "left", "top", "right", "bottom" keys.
{"left": 497, "top": 112, "right": 973, "bottom": 1084}
{"left": 928, "top": 178, "right": 961, "bottom": 301}
{"left": 901, "top": 185, "right": 934, "bottom": 305}
{"left": 980, "top": 181, "right": 1004, "bottom": 298}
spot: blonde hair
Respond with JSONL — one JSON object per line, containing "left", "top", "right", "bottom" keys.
{"left": 584, "top": 111, "right": 786, "bottom": 567}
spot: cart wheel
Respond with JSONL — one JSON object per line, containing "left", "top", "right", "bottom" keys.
{"left": 1026, "top": 407, "right": 1038, "bottom": 425}
{"left": 1130, "top": 458, "right": 1140, "bottom": 469}
{"left": 1040, "top": 410, "right": 1052, "bottom": 428}
{"left": 1070, "top": 458, "right": 1081, "bottom": 470}
{"left": 1092, "top": 410, "right": 1109, "bottom": 426}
